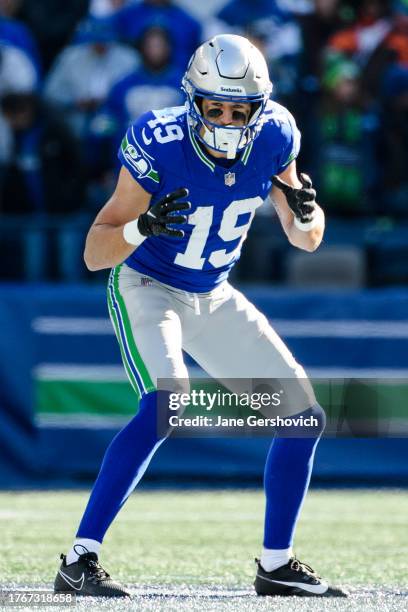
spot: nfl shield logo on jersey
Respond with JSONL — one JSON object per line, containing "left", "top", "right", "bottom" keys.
{"left": 224, "top": 172, "right": 235, "bottom": 187}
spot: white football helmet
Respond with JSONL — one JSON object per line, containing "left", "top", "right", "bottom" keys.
{"left": 182, "top": 34, "right": 272, "bottom": 159}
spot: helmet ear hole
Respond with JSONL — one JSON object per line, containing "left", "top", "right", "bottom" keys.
{"left": 194, "top": 96, "right": 203, "bottom": 113}
{"left": 249, "top": 101, "right": 261, "bottom": 120}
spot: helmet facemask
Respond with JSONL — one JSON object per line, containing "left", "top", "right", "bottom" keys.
{"left": 186, "top": 88, "right": 266, "bottom": 159}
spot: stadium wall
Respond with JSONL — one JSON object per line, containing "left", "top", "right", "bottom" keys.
{"left": 0, "top": 284, "right": 407, "bottom": 488}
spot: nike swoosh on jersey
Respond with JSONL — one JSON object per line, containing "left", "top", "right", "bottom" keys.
{"left": 58, "top": 569, "right": 85, "bottom": 591}
{"left": 256, "top": 573, "right": 329, "bottom": 595}
{"left": 142, "top": 128, "right": 152, "bottom": 145}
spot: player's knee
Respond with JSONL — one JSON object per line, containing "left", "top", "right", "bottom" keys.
{"left": 275, "top": 402, "right": 326, "bottom": 437}
{"left": 139, "top": 389, "right": 193, "bottom": 439}
{"left": 303, "top": 402, "right": 326, "bottom": 436}
{"left": 136, "top": 390, "right": 171, "bottom": 439}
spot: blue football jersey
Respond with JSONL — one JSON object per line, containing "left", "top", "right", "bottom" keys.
{"left": 117, "top": 100, "right": 300, "bottom": 292}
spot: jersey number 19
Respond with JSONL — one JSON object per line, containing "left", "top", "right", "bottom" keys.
{"left": 175, "top": 197, "right": 262, "bottom": 270}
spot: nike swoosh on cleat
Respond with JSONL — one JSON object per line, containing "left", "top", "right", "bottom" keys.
{"left": 257, "top": 573, "right": 329, "bottom": 595}
{"left": 58, "top": 569, "right": 85, "bottom": 591}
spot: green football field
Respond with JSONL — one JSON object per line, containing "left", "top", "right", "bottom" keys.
{"left": 0, "top": 489, "right": 407, "bottom": 611}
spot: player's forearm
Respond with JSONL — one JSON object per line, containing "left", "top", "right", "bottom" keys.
{"left": 287, "top": 205, "right": 325, "bottom": 252}
{"left": 84, "top": 223, "right": 136, "bottom": 271}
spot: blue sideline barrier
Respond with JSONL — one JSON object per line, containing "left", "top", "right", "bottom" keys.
{"left": 0, "top": 283, "right": 407, "bottom": 488}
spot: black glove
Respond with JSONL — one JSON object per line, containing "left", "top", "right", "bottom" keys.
{"left": 138, "top": 188, "right": 191, "bottom": 238}
{"left": 271, "top": 173, "right": 317, "bottom": 224}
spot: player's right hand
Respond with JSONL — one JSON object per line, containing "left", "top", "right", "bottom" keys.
{"left": 138, "top": 188, "right": 191, "bottom": 238}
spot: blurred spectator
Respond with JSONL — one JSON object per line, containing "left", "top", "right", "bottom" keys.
{"left": 0, "top": 0, "right": 41, "bottom": 75}
{"left": 303, "top": 57, "right": 380, "bottom": 216}
{"left": 0, "top": 42, "right": 38, "bottom": 170}
{"left": 217, "top": 0, "right": 287, "bottom": 28}
{"left": 298, "top": 0, "right": 349, "bottom": 89}
{"left": 0, "top": 41, "right": 38, "bottom": 99}
{"left": 362, "top": 2, "right": 408, "bottom": 98}
{"left": 215, "top": 1, "right": 302, "bottom": 104}
{"left": 246, "top": 16, "right": 301, "bottom": 105}
{"left": 0, "top": 92, "right": 84, "bottom": 215}
{"left": 0, "top": 112, "right": 11, "bottom": 163}
{"left": 89, "top": 0, "right": 131, "bottom": 18}
{"left": 87, "top": 25, "right": 183, "bottom": 205}
{"left": 102, "top": 25, "right": 182, "bottom": 133}
{"left": 16, "top": 0, "right": 90, "bottom": 70}
{"left": 114, "top": 0, "right": 202, "bottom": 69}
{"left": 295, "top": 0, "right": 351, "bottom": 127}
{"left": 328, "top": 0, "right": 393, "bottom": 68}
{"left": 379, "top": 63, "right": 408, "bottom": 215}
{"left": 385, "top": 1, "right": 408, "bottom": 66}
{"left": 0, "top": 90, "right": 87, "bottom": 280}
{"left": 44, "top": 18, "right": 139, "bottom": 140}
{"left": 278, "top": 0, "right": 315, "bottom": 13}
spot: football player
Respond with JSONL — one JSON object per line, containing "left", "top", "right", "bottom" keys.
{"left": 54, "top": 35, "right": 346, "bottom": 598}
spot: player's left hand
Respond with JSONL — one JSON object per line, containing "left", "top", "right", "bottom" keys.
{"left": 271, "top": 173, "right": 317, "bottom": 224}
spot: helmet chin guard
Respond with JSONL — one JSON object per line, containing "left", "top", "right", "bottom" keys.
{"left": 182, "top": 34, "right": 272, "bottom": 158}
{"left": 201, "top": 123, "right": 244, "bottom": 159}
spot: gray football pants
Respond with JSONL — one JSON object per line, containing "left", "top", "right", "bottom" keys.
{"left": 107, "top": 263, "right": 315, "bottom": 413}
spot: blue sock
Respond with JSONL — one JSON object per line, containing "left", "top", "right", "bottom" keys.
{"left": 263, "top": 404, "right": 326, "bottom": 550}
{"left": 76, "top": 391, "right": 167, "bottom": 542}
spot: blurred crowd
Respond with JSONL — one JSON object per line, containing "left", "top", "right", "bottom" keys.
{"left": 0, "top": 0, "right": 407, "bottom": 284}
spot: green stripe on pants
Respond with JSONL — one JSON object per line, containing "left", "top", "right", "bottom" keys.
{"left": 110, "top": 265, "right": 156, "bottom": 394}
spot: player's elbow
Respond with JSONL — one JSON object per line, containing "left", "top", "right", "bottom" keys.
{"left": 84, "top": 252, "right": 98, "bottom": 271}
{"left": 298, "top": 208, "right": 325, "bottom": 252}
{"left": 83, "top": 243, "right": 102, "bottom": 271}
{"left": 289, "top": 233, "right": 322, "bottom": 253}
{"left": 84, "top": 229, "right": 103, "bottom": 271}
{"left": 84, "top": 257, "right": 98, "bottom": 272}
{"left": 304, "top": 237, "right": 321, "bottom": 252}
{"left": 300, "top": 225, "right": 324, "bottom": 252}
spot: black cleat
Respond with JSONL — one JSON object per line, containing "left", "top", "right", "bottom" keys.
{"left": 254, "top": 557, "right": 348, "bottom": 597}
{"left": 54, "top": 552, "right": 130, "bottom": 598}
